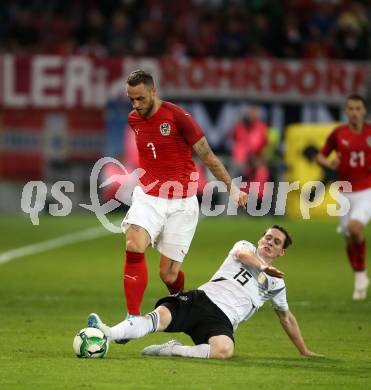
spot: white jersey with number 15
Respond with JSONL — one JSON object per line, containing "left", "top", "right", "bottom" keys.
{"left": 198, "top": 241, "right": 289, "bottom": 330}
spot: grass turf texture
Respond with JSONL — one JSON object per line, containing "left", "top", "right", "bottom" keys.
{"left": 0, "top": 214, "right": 370, "bottom": 389}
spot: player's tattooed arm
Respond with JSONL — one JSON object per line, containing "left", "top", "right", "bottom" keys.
{"left": 193, "top": 137, "right": 248, "bottom": 208}
{"left": 193, "top": 136, "right": 232, "bottom": 191}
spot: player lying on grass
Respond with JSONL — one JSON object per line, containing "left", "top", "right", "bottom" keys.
{"left": 88, "top": 225, "right": 321, "bottom": 359}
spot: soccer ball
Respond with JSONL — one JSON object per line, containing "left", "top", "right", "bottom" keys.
{"left": 73, "top": 327, "right": 109, "bottom": 358}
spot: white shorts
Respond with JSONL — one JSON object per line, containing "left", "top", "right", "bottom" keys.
{"left": 122, "top": 186, "right": 199, "bottom": 262}
{"left": 338, "top": 187, "right": 371, "bottom": 235}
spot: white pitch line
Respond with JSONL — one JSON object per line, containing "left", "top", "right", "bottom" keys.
{"left": 0, "top": 225, "right": 112, "bottom": 265}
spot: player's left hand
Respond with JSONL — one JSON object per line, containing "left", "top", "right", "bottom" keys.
{"left": 301, "top": 350, "right": 324, "bottom": 357}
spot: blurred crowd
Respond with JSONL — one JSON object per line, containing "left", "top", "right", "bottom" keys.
{"left": 0, "top": 0, "right": 370, "bottom": 61}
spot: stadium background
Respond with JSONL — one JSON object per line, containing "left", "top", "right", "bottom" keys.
{"left": 0, "top": 1, "right": 370, "bottom": 389}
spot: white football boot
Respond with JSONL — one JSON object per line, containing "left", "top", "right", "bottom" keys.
{"left": 142, "top": 339, "right": 183, "bottom": 356}
{"left": 352, "top": 271, "right": 369, "bottom": 300}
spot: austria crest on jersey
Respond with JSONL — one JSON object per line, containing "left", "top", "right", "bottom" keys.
{"left": 160, "top": 122, "right": 171, "bottom": 136}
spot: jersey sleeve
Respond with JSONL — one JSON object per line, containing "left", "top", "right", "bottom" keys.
{"left": 229, "top": 240, "right": 256, "bottom": 259}
{"left": 320, "top": 129, "right": 337, "bottom": 157}
{"left": 271, "top": 287, "right": 289, "bottom": 311}
{"left": 173, "top": 108, "right": 205, "bottom": 146}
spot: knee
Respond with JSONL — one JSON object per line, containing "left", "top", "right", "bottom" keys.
{"left": 125, "top": 226, "right": 150, "bottom": 252}
{"left": 209, "top": 336, "right": 234, "bottom": 359}
{"left": 155, "top": 306, "right": 172, "bottom": 331}
{"left": 348, "top": 222, "right": 364, "bottom": 242}
{"left": 159, "top": 269, "right": 177, "bottom": 285}
{"left": 210, "top": 344, "right": 234, "bottom": 359}
{"left": 126, "top": 238, "right": 145, "bottom": 253}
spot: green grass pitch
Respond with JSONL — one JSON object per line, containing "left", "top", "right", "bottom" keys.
{"left": 0, "top": 214, "right": 370, "bottom": 389}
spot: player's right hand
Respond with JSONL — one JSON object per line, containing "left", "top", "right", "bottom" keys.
{"left": 237, "top": 191, "right": 248, "bottom": 208}
{"left": 230, "top": 184, "right": 248, "bottom": 208}
{"left": 262, "top": 265, "right": 285, "bottom": 278}
{"left": 328, "top": 154, "right": 341, "bottom": 170}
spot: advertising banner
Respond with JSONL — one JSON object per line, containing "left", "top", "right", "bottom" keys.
{"left": 0, "top": 55, "right": 367, "bottom": 109}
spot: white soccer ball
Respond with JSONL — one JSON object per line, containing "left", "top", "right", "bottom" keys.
{"left": 73, "top": 327, "right": 109, "bottom": 358}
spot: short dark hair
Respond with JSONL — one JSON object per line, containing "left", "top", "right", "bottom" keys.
{"left": 265, "top": 225, "right": 293, "bottom": 249}
{"left": 346, "top": 94, "right": 367, "bottom": 110}
{"left": 127, "top": 69, "right": 154, "bottom": 87}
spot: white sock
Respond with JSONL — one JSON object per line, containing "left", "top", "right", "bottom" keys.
{"left": 110, "top": 311, "right": 159, "bottom": 341}
{"left": 170, "top": 344, "right": 210, "bottom": 359}
{"left": 355, "top": 270, "right": 369, "bottom": 290}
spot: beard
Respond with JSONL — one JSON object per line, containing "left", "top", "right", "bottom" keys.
{"left": 140, "top": 98, "right": 155, "bottom": 118}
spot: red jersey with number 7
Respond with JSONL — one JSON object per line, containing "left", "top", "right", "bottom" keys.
{"left": 128, "top": 101, "right": 204, "bottom": 198}
{"left": 320, "top": 123, "right": 371, "bottom": 191}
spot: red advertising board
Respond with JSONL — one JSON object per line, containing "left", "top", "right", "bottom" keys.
{"left": 0, "top": 55, "right": 367, "bottom": 108}
{"left": 0, "top": 55, "right": 367, "bottom": 180}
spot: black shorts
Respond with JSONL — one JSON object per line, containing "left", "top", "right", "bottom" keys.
{"left": 155, "top": 289, "right": 234, "bottom": 345}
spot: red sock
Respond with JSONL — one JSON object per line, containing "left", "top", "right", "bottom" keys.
{"left": 123, "top": 251, "right": 148, "bottom": 315}
{"left": 355, "top": 240, "right": 366, "bottom": 271}
{"left": 346, "top": 243, "right": 355, "bottom": 270}
{"left": 165, "top": 271, "right": 185, "bottom": 295}
{"left": 346, "top": 241, "right": 366, "bottom": 272}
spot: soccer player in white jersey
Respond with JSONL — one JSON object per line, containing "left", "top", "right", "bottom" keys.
{"left": 88, "top": 225, "right": 320, "bottom": 359}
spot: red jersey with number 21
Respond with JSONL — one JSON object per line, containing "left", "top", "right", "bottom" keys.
{"left": 320, "top": 123, "right": 371, "bottom": 191}
{"left": 128, "top": 101, "right": 204, "bottom": 198}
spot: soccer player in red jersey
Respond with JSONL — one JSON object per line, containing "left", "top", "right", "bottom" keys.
{"left": 317, "top": 94, "right": 371, "bottom": 300}
{"left": 121, "top": 70, "right": 247, "bottom": 321}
